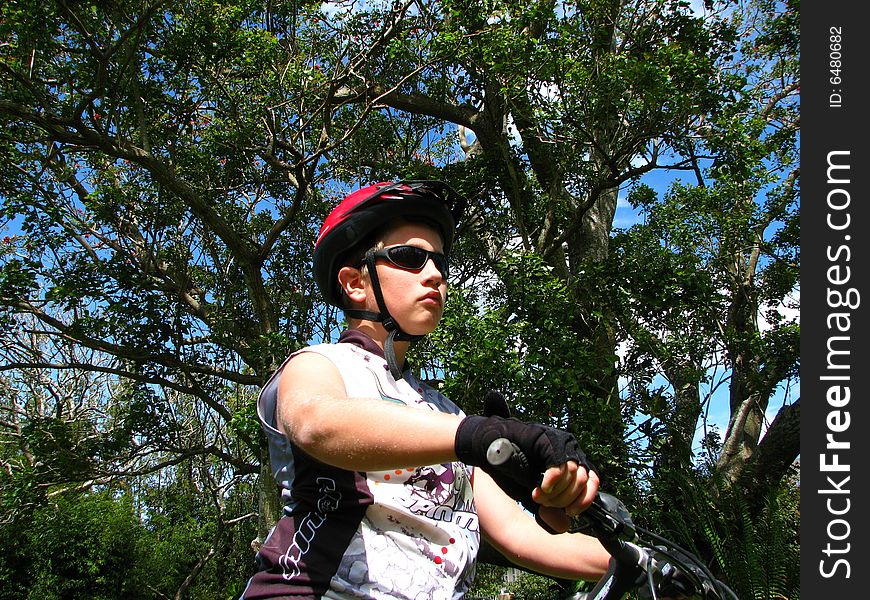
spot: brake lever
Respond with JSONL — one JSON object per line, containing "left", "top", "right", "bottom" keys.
{"left": 572, "top": 492, "right": 637, "bottom": 542}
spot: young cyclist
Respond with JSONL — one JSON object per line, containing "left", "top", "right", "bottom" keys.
{"left": 242, "top": 181, "right": 612, "bottom": 599}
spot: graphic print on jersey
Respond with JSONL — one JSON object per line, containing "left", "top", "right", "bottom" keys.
{"left": 278, "top": 477, "right": 342, "bottom": 580}
{"left": 404, "top": 463, "right": 477, "bottom": 532}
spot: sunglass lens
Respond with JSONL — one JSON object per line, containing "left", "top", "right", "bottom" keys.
{"left": 388, "top": 246, "right": 427, "bottom": 269}
{"left": 432, "top": 255, "right": 449, "bottom": 278}
{"left": 386, "top": 246, "right": 449, "bottom": 277}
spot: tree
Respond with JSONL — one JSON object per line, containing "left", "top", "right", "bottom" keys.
{"left": 0, "top": 320, "right": 259, "bottom": 597}
{"left": 611, "top": 0, "right": 799, "bottom": 504}
{"left": 1, "top": 0, "right": 337, "bottom": 546}
{"left": 378, "top": 0, "right": 739, "bottom": 484}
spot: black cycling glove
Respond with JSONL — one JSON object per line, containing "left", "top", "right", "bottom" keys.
{"left": 454, "top": 415, "right": 596, "bottom": 510}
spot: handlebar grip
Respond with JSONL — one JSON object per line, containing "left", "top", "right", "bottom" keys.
{"left": 485, "top": 437, "right": 530, "bottom": 471}
{"left": 486, "top": 438, "right": 518, "bottom": 466}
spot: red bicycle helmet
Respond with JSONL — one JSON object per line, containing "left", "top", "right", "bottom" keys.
{"left": 313, "top": 180, "right": 464, "bottom": 307}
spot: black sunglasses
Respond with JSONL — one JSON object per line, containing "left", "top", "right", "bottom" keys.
{"left": 366, "top": 245, "right": 449, "bottom": 278}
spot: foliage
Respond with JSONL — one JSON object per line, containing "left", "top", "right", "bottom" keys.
{"left": 0, "top": 478, "right": 259, "bottom": 600}
{"left": 701, "top": 470, "right": 800, "bottom": 600}
{"left": 0, "top": 491, "right": 144, "bottom": 600}
{"left": 641, "top": 464, "right": 800, "bottom": 600}
{"left": 503, "top": 572, "right": 569, "bottom": 600}
{"left": 466, "top": 563, "right": 512, "bottom": 598}
{"left": 133, "top": 473, "right": 261, "bottom": 600}
{"left": 420, "top": 252, "right": 633, "bottom": 489}
{"left": 467, "top": 564, "right": 570, "bottom": 600}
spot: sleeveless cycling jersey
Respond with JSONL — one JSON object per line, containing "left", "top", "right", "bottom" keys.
{"left": 241, "top": 331, "right": 479, "bottom": 599}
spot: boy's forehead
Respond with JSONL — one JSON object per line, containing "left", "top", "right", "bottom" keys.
{"left": 380, "top": 221, "right": 445, "bottom": 249}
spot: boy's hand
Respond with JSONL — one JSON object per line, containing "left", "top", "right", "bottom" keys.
{"left": 454, "top": 415, "right": 598, "bottom": 518}
{"left": 535, "top": 461, "right": 599, "bottom": 516}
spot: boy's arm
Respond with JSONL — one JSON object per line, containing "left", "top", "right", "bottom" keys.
{"left": 475, "top": 468, "right": 611, "bottom": 581}
{"left": 278, "top": 350, "right": 598, "bottom": 515}
{"left": 276, "top": 350, "right": 462, "bottom": 471}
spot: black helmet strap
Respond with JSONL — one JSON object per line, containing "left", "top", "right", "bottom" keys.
{"left": 343, "top": 249, "right": 422, "bottom": 379}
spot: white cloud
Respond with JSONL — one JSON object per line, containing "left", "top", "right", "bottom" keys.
{"left": 760, "top": 286, "right": 800, "bottom": 331}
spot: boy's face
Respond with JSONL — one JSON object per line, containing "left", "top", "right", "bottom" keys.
{"left": 364, "top": 222, "right": 447, "bottom": 336}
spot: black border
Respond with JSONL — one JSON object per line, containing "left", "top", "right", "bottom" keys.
{"left": 800, "top": 1, "right": 867, "bottom": 597}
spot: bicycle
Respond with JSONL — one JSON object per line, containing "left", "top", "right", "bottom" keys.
{"left": 486, "top": 437, "right": 739, "bottom": 600}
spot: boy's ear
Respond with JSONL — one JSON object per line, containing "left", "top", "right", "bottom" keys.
{"left": 337, "top": 265, "right": 367, "bottom": 305}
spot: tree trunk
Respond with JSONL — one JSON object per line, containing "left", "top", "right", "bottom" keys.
{"left": 254, "top": 444, "right": 281, "bottom": 552}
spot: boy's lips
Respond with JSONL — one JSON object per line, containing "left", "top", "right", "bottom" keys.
{"left": 420, "top": 291, "right": 443, "bottom": 306}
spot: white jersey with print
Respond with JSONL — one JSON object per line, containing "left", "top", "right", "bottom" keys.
{"left": 242, "top": 335, "right": 479, "bottom": 600}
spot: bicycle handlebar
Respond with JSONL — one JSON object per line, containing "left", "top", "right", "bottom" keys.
{"left": 486, "top": 438, "right": 738, "bottom": 600}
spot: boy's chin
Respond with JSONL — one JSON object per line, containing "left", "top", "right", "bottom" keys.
{"left": 403, "top": 320, "right": 440, "bottom": 338}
